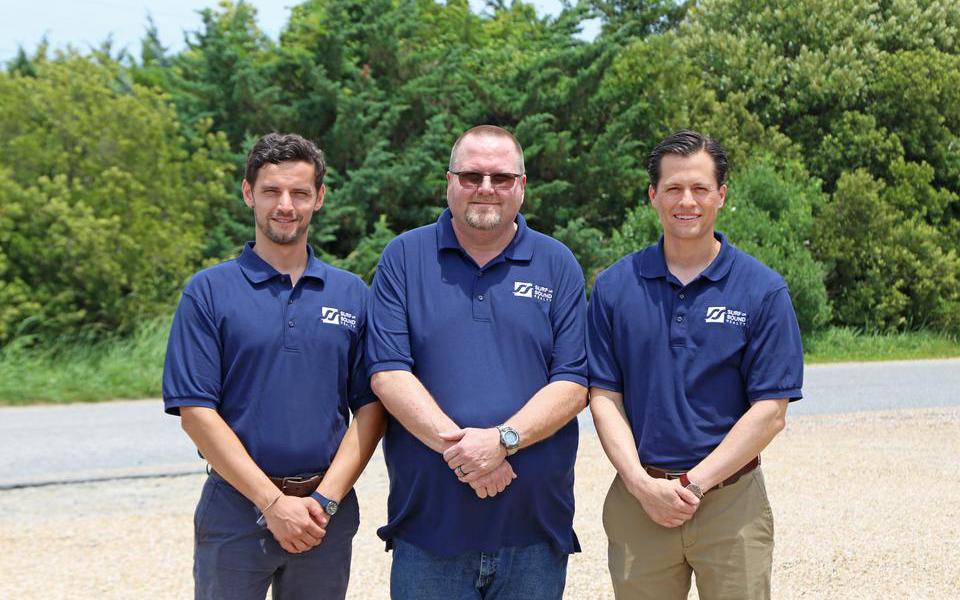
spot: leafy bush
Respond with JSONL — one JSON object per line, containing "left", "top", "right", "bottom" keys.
{"left": 0, "top": 57, "right": 233, "bottom": 344}
{"left": 814, "top": 170, "right": 960, "bottom": 335}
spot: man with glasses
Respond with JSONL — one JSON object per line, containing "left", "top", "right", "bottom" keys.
{"left": 367, "top": 125, "right": 589, "bottom": 598}
{"left": 587, "top": 130, "right": 803, "bottom": 599}
{"left": 163, "top": 133, "right": 385, "bottom": 599}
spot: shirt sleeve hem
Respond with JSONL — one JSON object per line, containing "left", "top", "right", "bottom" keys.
{"left": 163, "top": 398, "right": 218, "bottom": 416}
{"left": 748, "top": 388, "right": 802, "bottom": 402}
{"left": 368, "top": 361, "right": 414, "bottom": 377}
{"left": 548, "top": 372, "right": 588, "bottom": 387}
{"left": 587, "top": 379, "right": 623, "bottom": 393}
{"left": 350, "top": 392, "right": 380, "bottom": 413}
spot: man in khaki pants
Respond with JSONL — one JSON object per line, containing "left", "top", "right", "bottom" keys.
{"left": 586, "top": 130, "right": 804, "bottom": 599}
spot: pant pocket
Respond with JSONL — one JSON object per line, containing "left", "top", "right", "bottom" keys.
{"left": 194, "top": 477, "right": 219, "bottom": 538}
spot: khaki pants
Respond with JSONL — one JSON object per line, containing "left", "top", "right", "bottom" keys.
{"left": 602, "top": 469, "right": 774, "bottom": 600}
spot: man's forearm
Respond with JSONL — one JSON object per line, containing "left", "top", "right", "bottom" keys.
{"left": 589, "top": 388, "right": 647, "bottom": 487}
{"left": 444, "top": 380, "right": 587, "bottom": 480}
{"left": 506, "top": 380, "right": 587, "bottom": 449}
{"left": 370, "top": 369, "right": 459, "bottom": 453}
{"left": 686, "top": 399, "right": 788, "bottom": 491}
{"left": 590, "top": 388, "right": 700, "bottom": 527}
{"left": 180, "top": 406, "right": 279, "bottom": 511}
{"left": 315, "top": 401, "right": 387, "bottom": 502}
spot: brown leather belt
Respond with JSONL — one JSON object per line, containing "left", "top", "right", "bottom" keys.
{"left": 208, "top": 467, "right": 325, "bottom": 498}
{"left": 644, "top": 456, "right": 760, "bottom": 492}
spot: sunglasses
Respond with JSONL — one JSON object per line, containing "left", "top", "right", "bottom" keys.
{"left": 450, "top": 171, "right": 523, "bottom": 190}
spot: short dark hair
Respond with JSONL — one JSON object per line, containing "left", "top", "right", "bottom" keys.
{"left": 449, "top": 125, "right": 525, "bottom": 174}
{"left": 245, "top": 133, "right": 326, "bottom": 191}
{"left": 647, "top": 129, "right": 728, "bottom": 189}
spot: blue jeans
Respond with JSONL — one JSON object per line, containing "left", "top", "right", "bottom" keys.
{"left": 194, "top": 475, "right": 360, "bottom": 600}
{"left": 390, "top": 538, "right": 569, "bottom": 600}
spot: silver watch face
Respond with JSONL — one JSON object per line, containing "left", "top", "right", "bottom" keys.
{"left": 502, "top": 429, "right": 520, "bottom": 448}
{"left": 686, "top": 483, "right": 704, "bottom": 500}
{"left": 325, "top": 500, "right": 339, "bottom": 516}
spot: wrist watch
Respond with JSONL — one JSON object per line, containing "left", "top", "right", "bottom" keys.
{"left": 310, "top": 491, "right": 339, "bottom": 516}
{"left": 679, "top": 473, "right": 704, "bottom": 499}
{"left": 496, "top": 424, "right": 520, "bottom": 456}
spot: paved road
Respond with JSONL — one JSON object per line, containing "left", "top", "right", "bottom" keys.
{"left": 1, "top": 359, "right": 958, "bottom": 488}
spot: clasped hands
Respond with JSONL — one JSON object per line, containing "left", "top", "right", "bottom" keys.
{"left": 440, "top": 427, "right": 516, "bottom": 499}
{"left": 627, "top": 476, "right": 701, "bottom": 529}
{"left": 261, "top": 494, "right": 330, "bottom": 554}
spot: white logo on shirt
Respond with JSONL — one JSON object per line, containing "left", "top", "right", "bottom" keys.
{"left": 513, "top": 281, "right": 554, "bottom": 302}
{"left": 513, "top": 282, "right": 534, "bottom": 298}
{"left": 705, "top": 306, "right": 726, "bottom": 323}
{"left": 705, "top": 306, "right": 747, "bottom": 326}
{"left": 321, "top": 306, "right": 357, "bottom": 329}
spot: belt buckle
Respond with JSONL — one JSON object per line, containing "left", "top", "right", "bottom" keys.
{"left": 664, "top": 471, "right": 685, "bottom": 481}
{"left": 280, "top": 476, "right": 307, "bottom": 491}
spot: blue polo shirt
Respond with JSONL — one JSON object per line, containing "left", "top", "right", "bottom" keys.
{"left": 586, "top": 232, "right": 803, "bottom": 470}
{"left": 367, "top": 209, "right": 587, "bottom": 557}
{"left": 163, "top": 242, "right": 375, "bottom": 477}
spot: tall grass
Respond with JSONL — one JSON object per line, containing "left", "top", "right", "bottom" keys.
{"left": 0, "top": 317, "right": 169, "bottom": 404}
{"left": 1, "top": 324, "right": 958, "bottom": 404}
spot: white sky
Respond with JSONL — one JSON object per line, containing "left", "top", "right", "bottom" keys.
{"left": 0, "top": 0, "right": 598, "bottom": 63}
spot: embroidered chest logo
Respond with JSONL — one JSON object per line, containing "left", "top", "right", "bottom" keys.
{"left": 513, "top": 281, "right": 554, "bottom": 302}
{"left": 321, "top": 306, "right": 358, "bottom": 330}
{"left": 705, "top": 306, "right": 747, "bottom": 326}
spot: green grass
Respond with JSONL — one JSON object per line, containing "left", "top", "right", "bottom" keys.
{"left": 804, "top": 327, "right": 960, "bottom": 363}
{"left": 0, "top": 317, "right": 169, "bottom": 405}
{"left": 1, "top": 324, "right": 958, "bottom": 404}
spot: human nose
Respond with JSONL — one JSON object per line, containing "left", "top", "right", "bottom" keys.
{"left": 277, "top": 191, "right": 295, "bottom": 210}
{"left": 476, "top": 175, "right": 496, "bottom": 194}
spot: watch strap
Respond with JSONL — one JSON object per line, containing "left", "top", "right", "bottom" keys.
{"left": 310, "top": 491, "right": 338, "bottom": 515}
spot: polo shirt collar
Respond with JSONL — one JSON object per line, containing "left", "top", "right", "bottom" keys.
{"left": 238, "top": 242, "right": 327, "bottom": 284}
{"left": 436, "top": 209, "right": 534, "bottom": 262}
{"left": 640, "top": 231, "right": 734, "bottom": 282}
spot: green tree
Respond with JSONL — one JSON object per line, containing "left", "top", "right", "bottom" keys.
{"left": 0, "top": 56, "right": 233, "bottom": 344}
{"left": 814, "top": 170, "right": 960, "bottom": 334}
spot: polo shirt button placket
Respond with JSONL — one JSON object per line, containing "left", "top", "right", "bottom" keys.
{"left": 283, "top": 283, "right": 299, "bottom": 350}
{"left": 472, "top": 269, "right": 492, "bottom": 321}
{"left": 671, "top": 304, "right": 687, "bottom": 346}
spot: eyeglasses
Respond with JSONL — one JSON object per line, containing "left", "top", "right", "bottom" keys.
{"left": 449, "top": 171, "right": 523, "bottom": 191}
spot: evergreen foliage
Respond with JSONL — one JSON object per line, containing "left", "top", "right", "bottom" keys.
{"left": 2, "top": 0, "right": 959, "bottom": 346}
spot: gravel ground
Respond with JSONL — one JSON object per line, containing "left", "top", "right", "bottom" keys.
{"left": 2, "top": 407, "right": 958, "bottom": 599}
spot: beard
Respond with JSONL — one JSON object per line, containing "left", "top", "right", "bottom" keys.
{"left": 257, "top": 212, "right": 308, "bottom": 245}
{"left": 463, "top": 204, "right": 502, "bottom": 231}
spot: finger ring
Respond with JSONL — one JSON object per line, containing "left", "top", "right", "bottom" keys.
{"left": 456, "top": 466, "right": 466, "bottom": 477}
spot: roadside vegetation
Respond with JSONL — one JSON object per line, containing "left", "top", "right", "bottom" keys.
{"left": 2, "top": 1, "right": 959, "bottom": 403}
{"left": 1, "top": 321, "right": 957, "bottom": 405}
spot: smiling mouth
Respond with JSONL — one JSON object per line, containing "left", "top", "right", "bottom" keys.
{"left": 674, "top": 215, "right": 700, "bottom": 221}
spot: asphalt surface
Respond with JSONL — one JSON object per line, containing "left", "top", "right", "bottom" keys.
{"left": 1, "top": 358, "right": 958, "bottom": 488}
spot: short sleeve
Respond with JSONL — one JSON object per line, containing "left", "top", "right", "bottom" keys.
{"left": 366, "top": 241, "right": 415, "bottom": 376}
{"left": 348, "top": 288, "right": 379, "bottom": 412}
{"left": 741, "top": 286, "right": 804, "bottom": 402}
{"left": 547, "top": 251, "right": 588, "bottom": 387}
{"left": 162, "top": 291, "right": 222, "bottom": 415}
{"left": 586, "top": 274, "right": 623, "bottom": 393}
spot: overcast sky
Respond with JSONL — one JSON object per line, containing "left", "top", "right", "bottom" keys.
{"left": 1, "top": 0, "right": 597, "bottom": 63}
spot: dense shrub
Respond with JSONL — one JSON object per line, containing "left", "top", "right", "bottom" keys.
{"left": 0, "top": 58, "right": 233, "bottom": 344}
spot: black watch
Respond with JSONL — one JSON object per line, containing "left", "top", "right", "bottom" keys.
{"left": 310, "top": 491, "right": 339, "bottom": 516}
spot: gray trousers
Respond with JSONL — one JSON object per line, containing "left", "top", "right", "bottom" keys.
{"left": 194, "top": 475, "right": 360, "bottom": 600}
